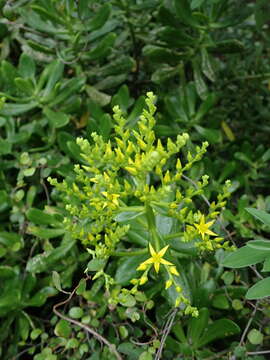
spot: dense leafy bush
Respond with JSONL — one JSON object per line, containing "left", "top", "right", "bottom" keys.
{"left": 0, "top": 0, "right": 270, "bottom": 359}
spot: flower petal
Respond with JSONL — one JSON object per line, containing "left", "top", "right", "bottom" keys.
{"left": 158, "top": 245, "right": 169, "bottom": 257}
{"left": 149, "top": 243, "right": 156, "bottom": 257}
{"left": 160, "top": 258, "right": 173, "bottom": 266}
{"left": 154, "top": 262, "right": 160, "bottom": 273}
{"left": 205, "top": 229, "right": 217, "bottom": 237}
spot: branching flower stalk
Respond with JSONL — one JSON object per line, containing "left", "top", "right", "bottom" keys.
{"left": 49, "top": 92, "right": 232, "bottom": 316}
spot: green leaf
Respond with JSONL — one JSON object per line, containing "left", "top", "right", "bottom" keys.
{"left": 88, "top": 33, "right": 116, "bottom": 61}
{"left": 18, "top": 313, "right": 30, "bottom": 341}
{"left": 23, "top": 167, "right": 36, "bottom": 177}
{"left": 31, "top": 5, "right": 65, "bottom": 25}
{"left": 40, "top": 60, "right": 64, "bottom": 98}
{"left": 222, "top": 246, "right": 267, "bottom": 268}
{"left": 68, "top": 307, "right": 84, "bottom": 319}
{"left": 87, "top": 3, "right": 111, "bottom": 32}
{"left": 15, "top": 77, "right": 34, "bottom": 96}
{"left": 27, "top": 286, "right": 57, "bottom": 307}
{"left": 43, "top": 107, "right": 70, "bottom": 128}
{"left": 0, "top": 266, "right": 18, "bottom": 279}
{"left": 187, "top": 308, "right": 209, "bottom": 347}
{"left": 247, "top": 329, "right": 264, "bottom": 344}
{"left": 174, "top": 0, "right": 198, "bottom": 27}
{"left": 208, "top": 40, "right": 245, "bottom": 54}
{"left": 52, "top": 271, "right": 62, "bottom": 292}
{"left": 0, "top": 102, "right": 38, "bottom": 116}
{"left": 18, "top": 53, "right": 36, "bottom": 79}
{"left": 26, "top": 240, "right": 75, "bottom": 273}
{"left": 194, "top": 125, "right": 221, "bottom": 144}
{"left": 26, "top": 208, "right": 59, "bottom": 226}
{"left": 0, "top": 232, "right": 22, "bottom": 251}
{"left": 27, "top": 226, "right": 65, "bottom": 239}
{"left": 143, "top": 45, "right": 182, "bottom": 64}
{"left": 246, "top": 277, "right": 270, "bottom": 300}
{"left": 0, "top": 139, "right": 12, "bottom": 155}
{"left": 195, "top": 93, "right": 217, "bottom": 122}
{"left": 85, "top": 85, "right": 111, "bottom": 107}
{"left": 30, "top": 328, "right": 42, "bottom": 340}
{"left": 191, "top": 0, "right": 205, "bottom": 9}
{"left": 193, "top": 62, "right": 207, "bottom": 99}
{"left": 99, "top": 114, "right": 112, "bottom": 140}
{"left": 212, "top": 294, "right": 230, "bottom": 310}
{"left": 197, "top": 319, "right": 240, "bottom": 347}
{"left": 87, "top": 258, "right": 107, "bottom": 272}
{"left": 115, "top": 254, "right": 148, "bottom": 285}
{"left": 57, "top": 131, "right": 82, "bottom": 161}
{"left": 246, "top": 208, "right": 270, "bottom": 227}
{"left": 255, "top": 0, "right": 270, "bottom": 29}
{"left": 138, "top": 352, "right": 152, "bottom": 360}
{"left": 262, "top": 257, "right": 270, "bottom": 272}
{"left": 54, "top": 319, "right": 72, "bottom": 338}
{"left": 76, "top": 279, "right": 86, "bottom": 295}
{"left": 201, "top": 48, "right": 215, "bottom": 82}
{"left": 118, "top": 293, "right": 136, "bottom": 307}
{"left": 247, "top": 240, "right": 270, "bottom": 251}
{"left": 115, "top": 210, "right": 144, "bottom": 223}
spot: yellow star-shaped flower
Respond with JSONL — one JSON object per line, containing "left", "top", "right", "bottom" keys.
{"left": 194, "top": 215, "right": 217, "bottom": 240}
{"left": 137, "top": 244, "right": 173, "bottom": 273}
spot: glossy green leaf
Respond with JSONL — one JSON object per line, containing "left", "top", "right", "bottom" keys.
{"left": 262, "top": 257, "right": 270, "bottom": 272}
{"left": 18, "top": 53, "right": 36, "bottom": 79}
{"left": 0, "top": 102, "right": 38, "bottom": 116}
{"left": 174, "top": 0, "right": 198, "bottom": 26}
{"left": 52, "top": 271, "right": 62, "bottom": 292}
{"left": 88, "top": 3, "right": 111, "bottom": 31}
{"left": 26, "top": 208, "right": 59, "bottom": 226}
{"left": 197, "top": 319, "right": 240, "bottom": 347}
{"left": 43, "top": 107, "right": 70, "bottom": 128}
{"left": 255, "top": 0, "right": 270, "bottom": 29}
{"left": 0, "top": 139, "right": 12, "bottom": 155}
{"left": 187, "top": 308, "right": 209, "bottom": 347}
{"left": 222, "top": 246, "right": 267, "bottom": 268}
{"left": 212, "top": 294, "right": 230, "bottom": 310}
{"left": 194, "top": 125, "right": 221, "bottom": 144}
{"left": 27, "top": 286, "right": 57, "bottom": 307}
{"left": 69, "top": 307, "right": 83, "bottom": 319}
{"left": 115, "top": 254, "right": 148, "bottom": 285}
{"left": 246, "top": 208, "right": 270, "bottom": 227}
{"left": 193, "top": 63, "right": 207, "bottom": 99}
{"left": 54, "top": 320, "right": 72, "bottom": 338}
{"left": 115, "top": 210, "right": 144, "bottom": 223}
{"left": 0, "top": 232, "right": 22, "bottom": 251}
{"left": 247, "top": 240, "right": 270, "bottom": 251}
{"left": 88, "top": 33, "right": 116, "bottom": 61}
{"left": 18, "top": 313, "right": 30, "bottom": 341}
{"left": 246, "top": 277, "right": 270, "bottom": 300}
{"left": 191, "top": 0, "right": 205, "bottom": 9}
{"left": 201, "top": 48, "right": 215, "bottom": 82}
{"left": 247, "top": 329, "right": 264, "bottom": 344}
{"left": 87, "top": 258, "right": 107, "bottom": 272}
{"left": 26, "top": 240, "right": 75, "bottom": 273}
{"left": 27, "top": 226, "right": 65, "bottom": 239}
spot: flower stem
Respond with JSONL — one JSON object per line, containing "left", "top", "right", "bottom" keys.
{"left": 145, "top": 203, "right": 160, "bottom": 251}
{"left": 111, "top": 248, "right": 147, "bottom": 257}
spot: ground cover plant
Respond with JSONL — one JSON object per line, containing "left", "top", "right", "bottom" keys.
{"left": 0, "top": 0, "right": 270, "bottom": 359}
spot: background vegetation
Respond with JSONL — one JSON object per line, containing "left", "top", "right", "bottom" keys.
{"left": 0, "top": 0, "right": 269, "bottom": 359}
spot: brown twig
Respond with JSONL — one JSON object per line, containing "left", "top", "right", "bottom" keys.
{"left": 155, "top": 307, "right": 179, "bottom": 360}
{"left": 239, "top": 301, "right": 258, "bottom": 346}
{"left": 53, "top": 277, "right": 123, "bottom": 360}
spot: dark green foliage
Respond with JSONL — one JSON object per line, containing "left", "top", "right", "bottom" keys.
{"left": 0, "top": 0, "right": 270, "bottom": 359}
